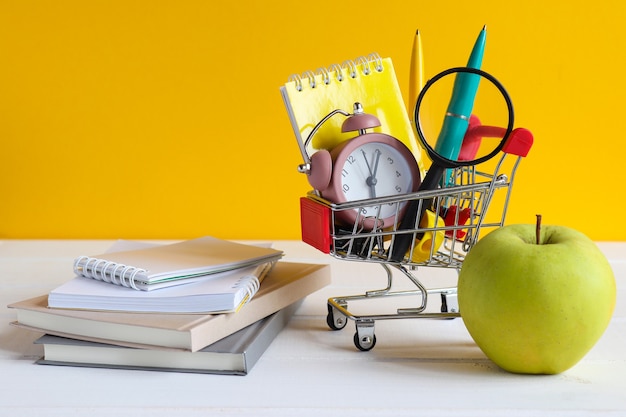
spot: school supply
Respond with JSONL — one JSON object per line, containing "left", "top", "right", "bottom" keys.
{"left": 72, "top": 236, "right": 283, "bottom": 291}
{"left": 280, "top": 53, "right": 424, "bottom": 172}
{"left": 48, "top": 261, "right": 275, "bottom": 313}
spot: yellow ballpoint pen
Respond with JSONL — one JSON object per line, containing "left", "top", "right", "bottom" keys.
{"left": 408, "top": 29, "right": 430, "bottom": 170}
{"left": 408, "top": 29, "right": 424, "bottom": 127}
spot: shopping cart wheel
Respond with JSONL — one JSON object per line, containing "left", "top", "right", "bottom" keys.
{"left": 354, "top": 331, "right": 376, "bottom": 351}
{"left": 326, "top": 303, "right": 347, "bottom": 331}
{"left": 354, "top": 319, "right": 376, "bottom": 351}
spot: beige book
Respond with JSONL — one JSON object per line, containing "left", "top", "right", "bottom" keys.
{"left": 9, "top": 262, "right": 330, "bottom": 352}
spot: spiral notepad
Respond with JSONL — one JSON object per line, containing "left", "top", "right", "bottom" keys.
{"left": 49, "top": 262, "right": 273, "bottom": 313}
{"left": 71, "top": 236, "right": 283, "bottom": 291}
{"left": 280, "top": 53, "right": 424, "bottom": 171}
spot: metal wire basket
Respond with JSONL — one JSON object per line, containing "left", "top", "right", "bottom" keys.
{"left": 300, "top": 144, "right": 530, "bottom": 351}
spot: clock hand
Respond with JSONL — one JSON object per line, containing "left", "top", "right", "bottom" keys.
{"left": 361, "top": 149, "right": 373, "bottom": 176}
{"left": 361, "top": 150, "right": 376, "bottom": 198}
{"left": 362, "top": 149, "right": 380, "bottom": 198}
{"left": 371, "top": 149, "right": 382, "bottom": 179}
{"left": 369, "top": 150, "right": 382, "bottom": 197}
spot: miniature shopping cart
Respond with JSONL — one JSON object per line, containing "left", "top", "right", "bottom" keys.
{"left": 288, "top": 64, "right": 533, "bottom": 350}
{"left": 299, "top": 131, "right": 532, "bottom": 351}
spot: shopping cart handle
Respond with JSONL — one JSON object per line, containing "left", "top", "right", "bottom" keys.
{"left": 502, "top": 128, "right": 533, "bottom": 157}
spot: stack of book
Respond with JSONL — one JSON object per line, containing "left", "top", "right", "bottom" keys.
{"left": 8, "top": 236, "right": 330, "bottom": 375}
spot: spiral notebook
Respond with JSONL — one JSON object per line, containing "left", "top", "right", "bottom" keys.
{"left": 49, "top": 261, "right": 274, "bottom": 313}
{"left": 280, "top": 53, "right": 423, "bottom": 170}
{"left": 72, "top": 236, "right": 283, "bottom": 291}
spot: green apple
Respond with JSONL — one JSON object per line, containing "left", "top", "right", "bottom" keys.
{"left": 458, "top": 220, "right": 616, "bottom": 374}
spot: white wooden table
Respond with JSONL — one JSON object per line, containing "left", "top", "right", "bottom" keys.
{"left": 1, "top": 239, "right": 624, "bottom": 416}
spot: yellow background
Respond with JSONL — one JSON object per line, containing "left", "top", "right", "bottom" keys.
{"left": 0, "top": 0, "right": 624, "bottom": 241}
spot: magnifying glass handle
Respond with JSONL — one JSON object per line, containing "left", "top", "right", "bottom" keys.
{"left": 390, "top": 166, "right": 444, "bottom": 262}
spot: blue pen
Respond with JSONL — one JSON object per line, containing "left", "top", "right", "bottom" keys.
{"left": 435, "top": 26, "right": 486, "bottom": 183}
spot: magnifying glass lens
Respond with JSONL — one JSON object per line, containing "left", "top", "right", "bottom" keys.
{"left": 415, "top": 67, "right": 514, "bottom": 167}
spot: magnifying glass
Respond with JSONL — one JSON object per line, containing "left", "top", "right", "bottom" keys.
{"left": 389, "top": 67, "right": 515, "bottom": 262}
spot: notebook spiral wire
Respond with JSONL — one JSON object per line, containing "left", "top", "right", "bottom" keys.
{"left": 288, "top": 52, "right": 384, "bottom": 92}
{"left": 73, "top": 256, "right": 147, "bottom": 290}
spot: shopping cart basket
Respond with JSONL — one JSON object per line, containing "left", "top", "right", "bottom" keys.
{"left": 299, "top": 127, "right": 532, "bottom": 350}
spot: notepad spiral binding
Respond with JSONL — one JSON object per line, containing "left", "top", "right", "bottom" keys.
{"left": 73, "top": 256, "right": 148, "bottom": 290}
{"left": 233, "top": 274, "right": 260, "bottom": 306}
{"left": 288, "top": 52, "right": 384, "bottom": 92}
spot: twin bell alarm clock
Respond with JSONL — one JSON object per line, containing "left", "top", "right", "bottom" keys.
{"left": 302, "top": 103, "right": 421, "bottom": 230}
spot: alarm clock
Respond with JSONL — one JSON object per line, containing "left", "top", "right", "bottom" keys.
{"left": 304, "top": 103, "right": 421, "bottom": 230}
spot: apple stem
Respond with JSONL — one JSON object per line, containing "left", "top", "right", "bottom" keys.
{"left": 536, "top": 214, "right": 542, "bottom": 245}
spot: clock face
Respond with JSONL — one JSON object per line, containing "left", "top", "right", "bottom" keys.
{"left": 342, "top": 142, "right": 413, "bottom": 217}
{"left": 323, "top": 133, "right": 421, "bottom": 230}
